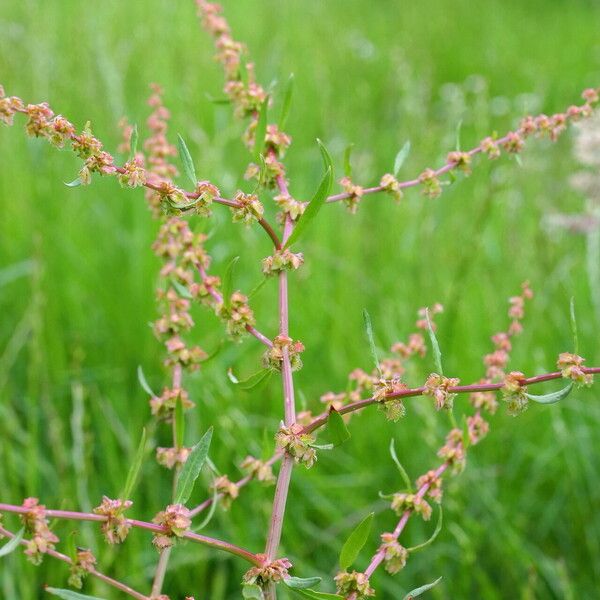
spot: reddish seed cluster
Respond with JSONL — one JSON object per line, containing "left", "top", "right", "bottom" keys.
{"left": 423, "top": 373, "right": 460, "bottom": 411}
{"left": 262, "top": 335, "right": 305, "bottom": 372}
{"left": 20, "top": 498, "right": 59, "bottom": 565}
{"left": 92, "top": 496, "right": 132, "bottom": 544}
{"left": 211, "top": 475, "right": 240, "bottom": 510}
{"left": 152, "top": 504, "right": 192, "bottom": 549}
{"left": 262, "top": 248, "right": 304, "bottom": 276}
{"left": 334, "top": 571, "right": 375, "bottom": 598}
{"left": 240, "top": 456, "right": 276, "bottom": 484}
{"left": 378, "top": 533, "right": 408, "bottom": 574}
{"left": 558, "top": 353, "right": 594, "bottom": 386}
{"left": 243, "top": 554, "right": 293, "bottom": 585}
{"left": 68, "top": 548, "right": 97, "bottom": 589}
{"left": 275, "top": 423, "right": 317, "bottom": 468}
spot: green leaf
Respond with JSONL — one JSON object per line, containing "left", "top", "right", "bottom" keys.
{"left": 0, "top": 528, "right": 24, "bottom": 558}
{"left": 279, "top": 73, "right": 294, "bottom": 130}
{"left": 326, "top": 408, "right": 351, "bottom": 447}
{"left": 249, "top": 276, "right": 269, "bottom": 299}
{"left": 283, "top": 166, "right": 333, "bottom": 249}
{"left": 425, "top": 309, "right": 443, "bottom": 375}
{"left": 171, "top": 278, "right": 193, "bottom": 299}
{"left": 242, "top": 584, "right": 264, "bottom": 600}
{"left": 288, "top": 590, "right": 342, "bottom": 600}
{"left": 343, "top": 144, "right": 354, "bottom": 178}
{"left": 177, "top": 134, "right": 197, "bottom": 187}
{"left": 194, "top": 484, "right": 219, "bottom": 531}
{"left": 283, "top": 576, "right": 323, "bottom": 589}
{"left": 254, "top": 96, "right": 269, "bottom": 161}
{"left": 526, "top": 382, "right": 574, "bottom": 405}
{"left": 316, "top": 138, "right": 334, "bottom": 175}
{"left": 455, "top": 119, "right": 463, "bottom": 151}
{"left": 362, "top": 309, "right": 382, "bottom": 377}
{"left": 205, "top": 93, "right": 232, "bottom": 105}
{"left": 389, "top": 439, "right": 412, "bottom": 491}
{"left": 120, "top": 428, "right": 146, "bottom": 502}
{"left": 227, "top": 367, "right": 273, "bottom": 391}
{"left": 570, "top": 297, "right": 579, "bottom": 354}
{"left": 339, "top": 512, "right": 374, "bottom": 571}
{"left": 222, "top": 256, "right": 240, "bottom": 310}
{"left": 393, "top": 141, "right": 411, "bottom": 177}
{"left": 129, "top": 124, "right": 138, "bottom": 161}
{"left": 407, "top": 506, "right": 443, "bottom": 553}
{"left": 174, "top": 427, "right": 213, "bottom": 505}
{"left": 137, "top": 365, "right": 156, "bottom": 397}
{"left": 45, "top": 589, "right": 107, "bottom": 600}
{"left": 175, "top": 395, "right": 185, "bottom": 449}
{"left": 402, "top": 576, "right": 443, "bottom": 599}
{"left": 64, "top": 178, "right": 83, "bottom": 188}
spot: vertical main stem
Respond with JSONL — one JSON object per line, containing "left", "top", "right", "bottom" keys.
{"left": 151, "top": 363, "right": 183, "bottom": 597}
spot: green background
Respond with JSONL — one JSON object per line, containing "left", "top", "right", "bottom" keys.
{"left": 1, "top": 0, "right": 600, "bottom": 598}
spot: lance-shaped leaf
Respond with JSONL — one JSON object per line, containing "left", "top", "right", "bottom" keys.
{"left": 526, "top": 382, "right": 574, "bottom": 405}
{"left": 389, "top": 438, "right": 413, "bottom": 491}
{"left": 407, "top": 506, "right": 443, "bottom": 553}
{"left": 254, "top": 96, "right": 269, "bottom": 161}
{"left": 283, "top": 166, "right": 332, "bottom": 249}
{"left": 279, "top": 73, "right": 294, "bottom": 130}
{"left": 119, "top": 428, "right": 146, "bottom": 503}
{"left": 242, "top": 584, "right": 264, "bottom": 600}
{"left": 137, "top": 365, "right": 156, "bottom": 397}
{"left": 287, "top": 590, "right": 342, "bottom": 599}
{"left": 402, "top": 576, "right": 443, "bottom": 599}
{"left": 283, "top": 576, "right": 323, "bottom": 589}
{"left": 326, "top": 408, "right": 350, "bottom": 447}
{"left": 64, "top": 178, "right": 83, "bottom": 187}
{"left": 0, "top": 528, "right": 24, "bottom": 558}
{"left": 227, "top": 367, "right": 273, "bottom": 391}
{"left": 570, "top": 297, "right": 579, "bottom": 354}
{"left": 222, "top": 256, "right": 240, "bottom": 309}
{"left": 362, "top": 309, "right": 382, "bottom": 377}
{"left": 177, "top": 133, "right": 198, "bottom": 187}
{"left": 175, "top": 395, "right": 185, "bottom": 448}
{"left": 339, "top": 512, "right": 374, "bottom": 571}
{"left": 128, "top": 124, "right": 138, "bottom": 161}
{"left": 425, "top": 309, "right": 443, "bottom": 375}
{"left": 343, "top": 143, "right": 354, "bottom": 178}
{"left": 174, "top": 427, "right": 213, "bottom": 505}
{"left": 393, "top": 141, "right": 411, "bottom": 177}
{"left": 171, "top": 278, "right": 193, "bottom": 299}
{"left": 45, "top": 589, "right": 107, "bottom": 600}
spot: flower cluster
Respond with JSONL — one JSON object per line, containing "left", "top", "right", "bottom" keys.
{"left": 156, "top": 446, "right": 192, "bottom": 470}
{"left": 20, "top": 498, "right": 59, "bottom": 565}
{"left": 150, "top": 387, "right": 195, "bottom": 420}
{"left": 339, "top": 176, "right": 364, "bottom": 213}
{"left": 262, "top": 248, "right": 304, "bottom": 276}
{"left": 501, "top": 371, "right": 529, "bottom": 416}
{"left": 93, "top": 496, "right": 132, "bottom": 544}
{"left": 437, "top": 428, "right": 466, "bottom": 472}
{"left": 466, "top": 413, "right": 489, "bottom": 445}
{"left": 446, "top": 151, "right": 472, "bottom": 174}
{"left": 379, "top": 173, "right": 403, "bottom": 202}
{"left": 152, "top": 504, "right": 192, "bottom": 550}
{"left": 275, "top": 423, "right": 317, "bottom": 468}
{"left": 378, "top": 533, "right": 408, "bottom": 575}
{"left": 390, "top": 492, "right": 432, "bottom": 521}
{"left": 231, "top": 191, "right": 264, "bottom": 224}
{"left": 240, "top": 456, "right": 276, "bottom": 485}
{"left": 216, "top": 291, "right": 256, "bottom": 339}
{"left": 68, "top": 548, "right": 97, "bottom": 589}
{"left": 557, "top": 353, "right": 593, "bottom": 386}
{"left": 243, "top": 554, "right": 292, "bottom": 585}
{"left": 262, "top": 335, "right": 305, "bottom": 372}
{"left": 334, "top": 571, "right": 375, "bottom": 598}
{"left": 274, "top": 193, "right": 306, "bottom": 222}
{"left": 415, "top": 470, "right": 444, "bottom": 504}
{"left": 423, "top": 373, "right": 460, "bottom": 410}
{"left": 418, "top": 168, "right": 442, "bottom": 199}
{"left": 212, "top": 475, "right": 240, "bottom": 509}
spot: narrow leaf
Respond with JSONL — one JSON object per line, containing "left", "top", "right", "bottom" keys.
{"left": 362, "top": 309, "right": 382, "bottom": 377}
{"left": 389, "top": 439, "right": 412, "bottom": 491}
{"left": 205, "top": 93, "right": 232, "bottom": 105}
{"left": 254, "top": 96, "right": 269, "bottom": 161}
{"left": 129, "top": 124, "right": 138, "bottom": 161}
{"left": 137, "top": 365, "right": 156, "bottom": 397}
{"left": 249, "top": 276, "right": 269, "bottom": 299}
{"left": 64, "top": 178, "right": 83, "bottom": 188}
{"left": 45, "top": 589, "right": 107, "bottom": 600}
{"left": 0, "top": 528, "right": 24, "bottom": 558}
{"left": 175, "top": 395, "right": 185, "bottom": 449}
{"left": 227, "top": 368, "right": 273, "bottom": 391}
{"left": 177, "top": 134, "right": 197, "bottom": 187}
{"left": 393, "top": 141, "right": 411, "bottom": 177}
{"left": 222, "top": 256, "right": 240, "bottom": 309}
{"left": 120, "top": 428, "right": 146, "bottom": 502}
{"left": 570, "top": 297, "right": 579, "bottom": 354}
{"left": 407, "top": 506, "right": 443, "bottom": 553}
{"left": 283, "top": 576, "right": 323, "bottom": 589}
{"left": 288, "top": 590, "right": 342, "bottom": 600}
{"left": 316, "top": 138, "right": 334, "bottom": 175}
{"left": 194, "top": 484, "right": 219, "bottom": 531}
{"left": 425, "top": 309, "right": 443, "bottom": 375}
{"left": 339, "top": 512, "right": 374, "bottom": 571}
{"left": 174, "top": 427, "right": 213, "bottom": 505}
{"left": 242, "top": 584, "right": 264, "bottom": 600}
{"left": 455, "top": 119, "right": 463, "bottom": 151}
{"left": 283, "top": 166, "right": 332, "bottom": 249}
{"left": 526, "top": 382, "right": 574, "bottom": 405}
{"left": 171, "top": 278, "right": 193, "bottom": 299}
{"left": 326, "top": 408, "right": 351, "bottom": 447}
{"left": 343, "top": 144, "right": 354, "bottom": 178}
{"left": 403, "top": 576, "right": 443, "bottom": 599}
{"left": 279, "top": 73, "right": 294, "bottom": 130}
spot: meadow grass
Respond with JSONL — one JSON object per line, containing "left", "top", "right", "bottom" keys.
{"left": 1, "top": 0, "right": 599, "bottom": 597}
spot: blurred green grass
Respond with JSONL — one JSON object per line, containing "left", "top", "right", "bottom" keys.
{"left": 1, "top": 0, "right": 600, "bottom": 598}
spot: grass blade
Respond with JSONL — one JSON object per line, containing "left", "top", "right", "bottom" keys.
{"left": 174, "top": 427, "right": 213, "bottom": 505}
